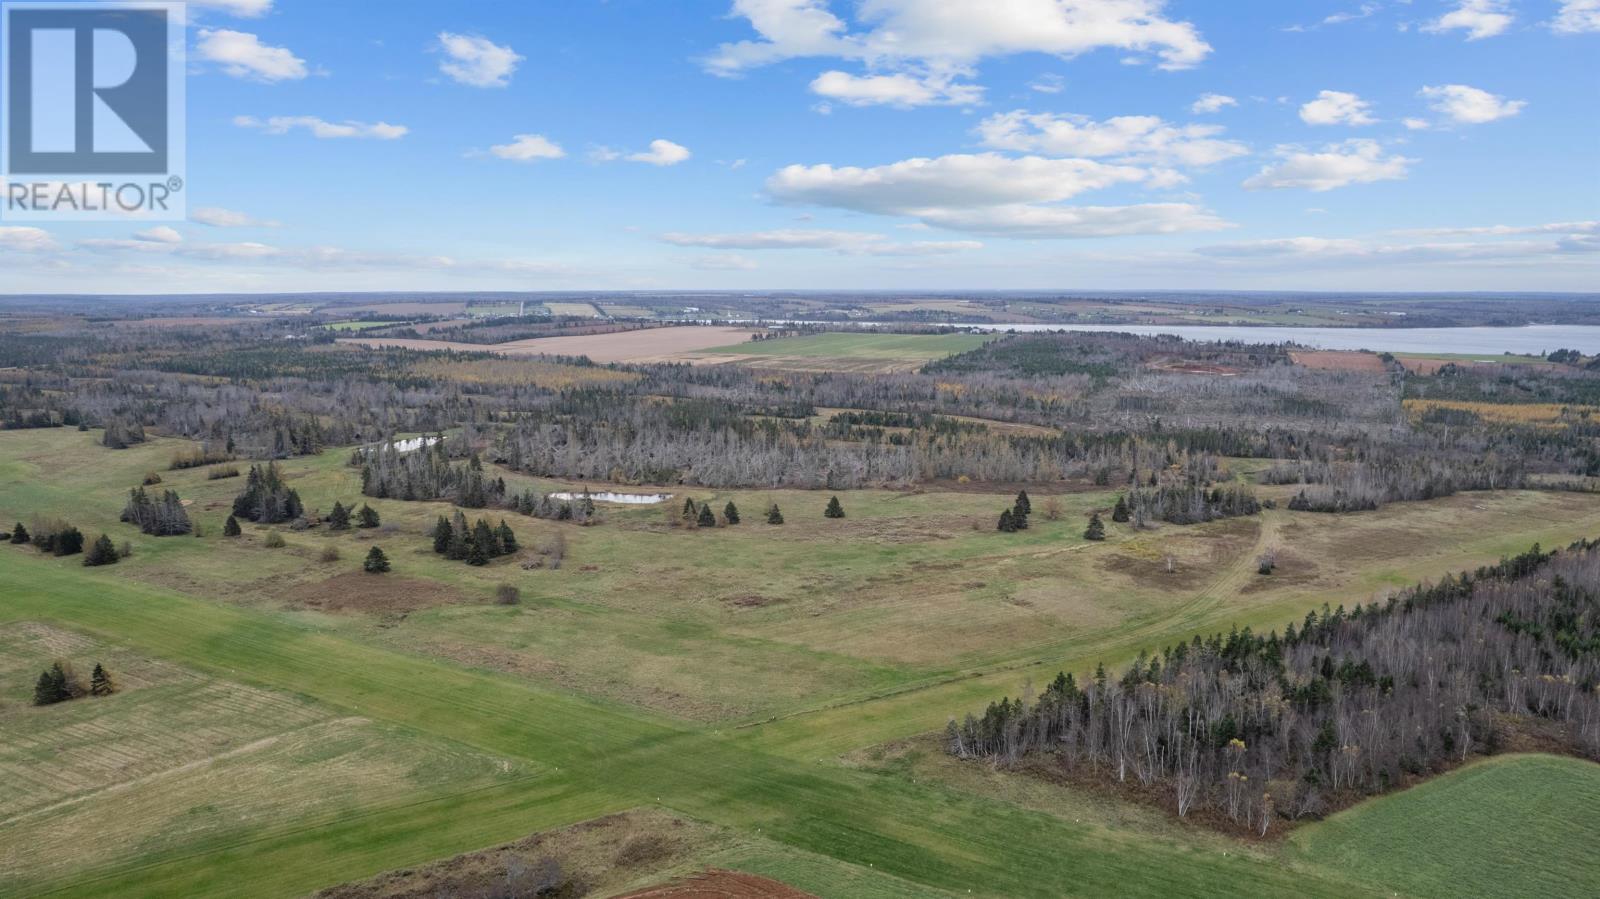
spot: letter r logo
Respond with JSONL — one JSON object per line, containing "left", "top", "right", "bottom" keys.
{"left": 5, "top": 4, "right": 169, "bottom": 174}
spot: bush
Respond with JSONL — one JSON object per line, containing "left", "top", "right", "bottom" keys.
{"left": 83, "top": 534, "right": 120, "bottom": 567}
{"left": 495, "top": 583, "right": 521, "bottom": 605}
{"left": 141, "top": 471, "right": 162, "bottom": 486}
{"left": 318, "top": 545, "right": 341, "bottom": 563}
{"left": 264, "top": 531, "right": 286, "bottom": 548}
{"left": 207, "top": 465, "right": 241, "bottom": 480}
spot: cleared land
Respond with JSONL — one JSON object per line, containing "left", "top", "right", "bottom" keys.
{"left": 1290, "top": 350, "right": 1388, "bottom": 372}
{"left": 341, "top": 326, "right": 756, "bottom": 363}
{"left": 4, "top": 427, "right": 1599, "bottom": 898}
{"left": 544, "top": 302, "right": 604, "bottom": 318}
{"left": 689, "top": 332, "right": 994, "bottom": 372}
{"left": 1290, "top": 755, "right": 1600, "bottom": 898}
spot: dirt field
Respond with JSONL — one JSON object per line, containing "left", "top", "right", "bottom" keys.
{"left": 618, "top": 870, "right": 818, "bottom": 898}
{"left": 341, "top": 326, "right": 756, "bottom": 363}
{"left": 1289, "top": 351, "right": 1388, "bottom": 372}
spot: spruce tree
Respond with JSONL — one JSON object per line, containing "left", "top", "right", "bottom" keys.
{"left": 53, "top": 526, "right": 83, "bottom": 556}
{"left": 766, "top": 504, "right": 784, "bottom": 525}
{"left": 363, "top": 546, "right": 391, "bottom": 573}
{"left": 466, "top": 539, "right": 489, "bottom": 567}
{"left": 1014, "top": 491, "right": 1032, "bottom": 517}
{"left": 1011, "top": 501, "right": 1029, "bottom": 530}
{"left": 723, "top": 501, "right": 741, "bottom": 525}
{"left": 682, "top": 497, "right": 698, "bottom": 520}
{"left": 998, "top": 509, "right": 1016, "bottom": 533}
{"left": 90, "top": 663, "right": 115, "bottom": 696}
{"left": 328, "top": 501, "right": 351, "bottom": 530}
{"left": 223, "top": 515, "right": 242, "bottom": 537}
{"left": 357, "top": 504, "right": 380, "bottom": 528}
{"left": 497, "top": 520, "right": 518, "bottom": 554}
{"left": 824, "top": 496, "right": 845, "bottom": 519}
{"left": 697, "top": 503, "right": 717, "bottom": 528}
{"left": 33, "top": 669, "right": 64, "bottom": 706}
{"left": 83, "top": 534, "right": 119, "bottom": 567}
{"left": 432, "top": 516, "right": 453, "bottom": 554}
{"left": 1083, "top": 512, "right": 1106, "bottom": 541}
{"left": 1112, "top": 495, "right": 1131, "bottom": 523}
{"left": 9, "top": 522, "right": 27, "bottom": 544}
{"left": 473, "top": 518, "right": 500, "bottom": 557}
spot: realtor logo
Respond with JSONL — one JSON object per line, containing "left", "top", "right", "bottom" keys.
{"left": 2, "top": 1, "right": 185, "bottom": 220}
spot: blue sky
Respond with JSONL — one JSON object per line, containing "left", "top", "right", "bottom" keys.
{"left": 2, "top": 0, "right": 1597, "bottom": 293}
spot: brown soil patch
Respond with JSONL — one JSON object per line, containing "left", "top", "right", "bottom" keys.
{"left": 1149, "top": 359, "right": 1240, "bottom": 376}
{"left": 315, "top": 809, "right": 720, "bottom": 899}
{"left": 340, "top": 326, "right": 756, "bottom": 364}
{"left": 1289, "top": 350, "right": 1388, "bottom": 372}
{"left": 616, "top": 870, "right": 818, "bottom": 899}
{"left": 290, "top": 571, "right": 466, "bottom": 615}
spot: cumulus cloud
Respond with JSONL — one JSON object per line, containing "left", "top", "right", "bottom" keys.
{"left": 191, "top": 207, "right": 279, "bottom": 228}
{"left": 195, "top": 29, "right": 307, "bottom": 81}
{"left": 189, "top": 0, "right": 274, "bottom": 16}
{"left": 437, "top": 32, "right": 523, "bottom": 88}
{"left": 809, "top": 70, "right": 982, "bottom": 107}
{"left": 1552, "top": 0, "right": 1600, "bottom": 33}
{"left": 1029, "top": 74, "right": 1065, "bottom": 94}
{"left": 1424, "top": 0, "right": 1514, "bottom": 39}
{"left": 234, "top": 116, "right": 408, "bottom": 140}
{"left": 1191, "top": 93, "right": 1237, "bottom": 114}
{"left": 487, "top": 134, "right": 566, "bottom": 161}
{"left": 1299, "top": 90, "right": 1376, "bottom": 126}
{"left": 1403, "top": 117, "right": 1432, "bottom": 130}
{"left": 1419, "top": 84, "right": 1526, "bottom": 124}
{"left": 134, "top": 226, "right": 183, "bottom": 244}
{"left": 765, "top": 152, "right": 1227, "bottom": 238}
{"left": 976, "top": 110, "right": 1248, "bottom": 167}
{"left": 628, "top": 139, "right": 692, "bottom": 166}
{"left": 0, "top": 226, "right": 56, "bottom": 253}
{"left": 1243, "top": 140, "right": 1413, "bottom": 191}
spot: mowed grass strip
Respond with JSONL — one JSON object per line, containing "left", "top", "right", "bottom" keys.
{"left": 1290, "top": 754, "right": 1600, "bottom": 899}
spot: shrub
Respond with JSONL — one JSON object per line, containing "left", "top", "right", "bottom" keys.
{"left": 495, "top": 583, "right": 521, "bottom": 605}
{"left": 824, "top": 496, "right": 845, "bottom": 519}
{"left": 318, "top": 545, "right": 341, "bottom": 563}
{"left": 83, "top": 534, "right": 120, "bottom": 567}
{"left": 264, "top": 531, "right": 286, "bottom": 548}
{"left": 141, "top": 471, "right": 162, "bottom": 486}
{"left": 207, "top": 465, "right": 241, "bottom": 480}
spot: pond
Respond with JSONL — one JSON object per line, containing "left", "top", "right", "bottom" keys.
{"left": 548, "top": 491, "right": 673, "bottom": 505}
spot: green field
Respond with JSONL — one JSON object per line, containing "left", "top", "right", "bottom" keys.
{"left": 701, "top": 332, "right": 994, "bottom": 371}
{"left": 3, "top": 427, "right": 1599, "bottom": 896}
{"left": 1291, "top": 755, "right": 1600, "bottom": 898}
{"left": 323, "top": 320, "right": 405, "bottom": 332}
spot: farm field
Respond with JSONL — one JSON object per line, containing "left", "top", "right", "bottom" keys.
{"left": 692, "top": 332, "right": 995, "bottom": 372}
{"left": 1289, "top": 755, "right": 1600, "bottom": 898}
{"left": 3, "top": 424, "right": 1599, "bottom": 896}
{"left": 340, "top": 325, "right": 756, "bottom": 363}
{"left": 544, "top": 302, "right": 604, "bottom": 318}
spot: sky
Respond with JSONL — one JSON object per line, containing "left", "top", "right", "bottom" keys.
{"left": 1, "top": 0, "right": 1597, "bottom": 294}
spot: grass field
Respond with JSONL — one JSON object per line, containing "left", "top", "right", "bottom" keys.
{"left": 1290, "top": 755, "right": 1600, "bottom": 898}
{"left": 543, "top": 302, "right": 603, "bottom": 318}
{"left": 3, "top": 427, "right": 1599, "bottom": 897}
{"left": 696, "top": 332, "right": 995, "bottom": 372}
{"left": 324, "top": 321, "right": 406, "bottom": 332}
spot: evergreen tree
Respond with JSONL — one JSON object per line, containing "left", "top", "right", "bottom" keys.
{"left": 766, "top": 504, "right": 785, "bottom": 525}
{"left": 1014, "top": 491, "right": 1032, "bottom": 517}
{"left": 682, "top": 497, "right": 698, "bottom": 520}
{"left": 448, "top": 510, "right": 470, "bottom": 560}
{"left": 1112, "top": 494, "right": 1131, "bottom": 523}
{"left": 998, "top": 509, "right": 1016, "bottom": 533}
{"left": 824, "top": 496, "right": 846, "bottom": 519}
{"left": 723, "top": 501, "right": 741, "bottom": 525}
{"left": 1083, "top": 512, "right": 1106, "bottom": 541}
{"left": 83, "top": 534, "right": 120, "bottom": 567}
{"left": 466, "top": 539, "right": 489, "bottom": 566}
{"left": 496, "top": 520, "right": 518, "bottom": 554}
{"left": 90, "top": 663, "right": 115, "bottom": 696}
{"left": 697, "top": 503, "right": 717, "bottom": 528}
{"left": 9, "top": 522, "right": 27, "bottom": 544}
{"left": 328, "top": 501, "right": 351, "bottom": 530}
{"left": 473, "top": 518, "right": 500, "bottom": 557}
{"left": 363, "top": 546, "right": 391, "bottom": 573}
{"left": 33, "top": 669, "right": 64, "bottom": 706}
{"left": 432, "top": 516, "right": 453, "bottom": 554}
{"left": 53, "top": 526, "right": 83, "bottom": 556}
{"left": 223, "top": 515, "right": 242, "bottom": 537}
{"left": 1011, "top": 500, "right": 1029, "bottom": 530}
{"left": 356, "top": 504, "right": 380, "bottom": 528}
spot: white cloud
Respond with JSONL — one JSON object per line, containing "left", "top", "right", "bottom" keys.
{"left": 1199, "top": 237, "right": 1366, "bottom": 258}
{"left": 1394, "top": 220, "right": 1599, "bottom": 238}
{"left": 1419, "top": 84, "right": 1525, "bottom": 124}
{"left": 1424, "top": 1, "right": 1514, "bottom": 40}
{"left": 0, "top": 226, "right": 56, "bottom": 253}
{"left": 704, "top": 0, "right": 1212, "bottom": 80}
{"left": 234, "top": 116, "right": 408, "bottom": 140}
{"left": 1299, "top": 90, "right": 1376, "bottom": 126}
{"left": 1191, "top": 93, "right": 1237, "bottom": 114}
{"left": 1029, "top": 74, "right": 1065, "bottom": 94}
{"left": 487, "top": 134, "right": 566, "bottom": 161}
{"left": 437, "top": 32, "right": 524, "bottom": 88}
{"left": 628, "top": 139, "right": 692, "bottom": 166}
{"left": 1403, "top": 117, "right": 1431, "bottom": 130}
{"left": 1552, "top": 0, "right": 1600, "bottom": 33}
{"left": 976, "top": 110, "right": 1248, "bottom": 167}
{"left": 1322, "top": 3, "right": 1381, "bottom": 26}
{"left": 765, "top": 152, "right": 1227, "bottom": 238}
{"left": 189, "top": 0, "right": 274, "bottom": 16}
{"left": 1243, "top": 140, "right": 1414, "bottom": 191}
{"left": 855, "top": 239, "right": 984, "bottom": 256}
{"left": 195, "top": 29, "right": 307, "bottom": 82}
{"left": 809, "top": 70, "right": 982, "bottom": 107}
{"left": 191, "top": 207, "right": 279, "bottom": 228}
{"left": 1198, "top": 231, "right": 1600, "bottom": 265}
{"left": 134, "top": 226, "right": 183, "bottom": 244}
